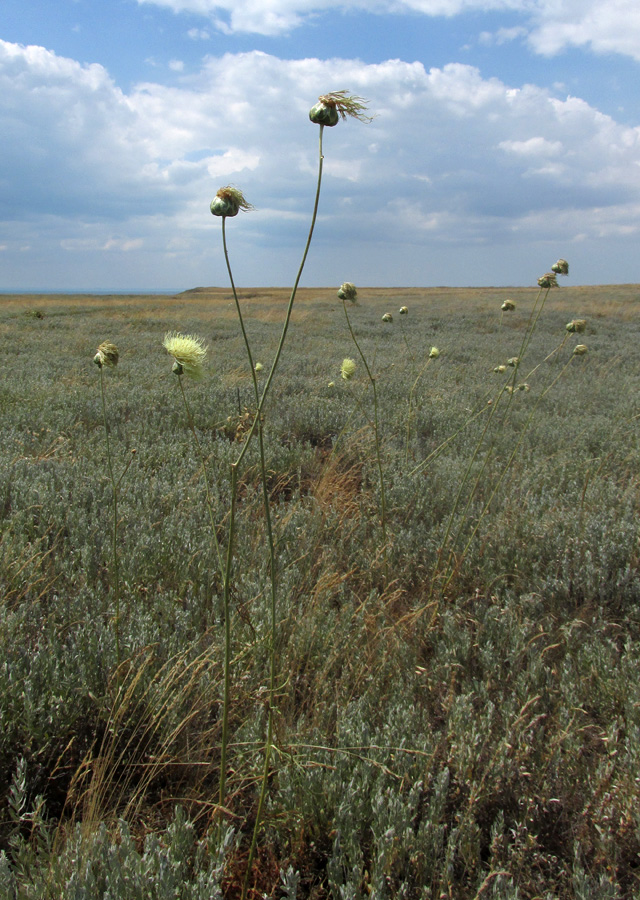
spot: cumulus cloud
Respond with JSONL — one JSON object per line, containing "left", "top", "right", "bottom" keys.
{"left": 135, "top": 0, "right": 640, "bottom": 61}
{"left": 2, "top": 38, "right": 640, "bottom": 288}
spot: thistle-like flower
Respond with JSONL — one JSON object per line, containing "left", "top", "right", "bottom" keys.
{"left": 210, "top": 185, "right": 254, "bottom": 218}
{"left": 566, "top": 319, "right": 586, "bottom": 334}
{"left": 341, "top": 358, "right": 356, "bottom": 381}
{"left": 163, "top": 332, "right": 207, "bottom": 380}
{"left": 573, "top": 344, "right": 588, "bottom": 356}
{"left": 501, "top": 299, "right": 516, "bottom": 311}
{"left": 309, "top": 91, "right": 373, "bottom": 127}
{"left": 382, "top": 313, "right": 393, "bottom": 323}
{"left": 429, "top": 347, "right": 440, "bottom": 359}
{"left": 538, "top": 272, "right": 559, "bottom": 289}
{"left": 399, "top": 306, "right": 408, "bottom": 315}
{"left": 255, "top": 362, "right": 264, "bottom": 372}
{"left": 94, "top": 341, "right": 119, "bottom": 368}
{"left": 552, "top": 258, "right": 569, "bottom": 276}
{"left": 337, "top": 282, "right": 358, "bottom": 302}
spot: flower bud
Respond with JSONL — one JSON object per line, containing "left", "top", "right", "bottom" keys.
{"left": 429, "top": 347, "right": 440, "bottom": 359}
{"left": 551, "top": 258, "right": 569, "bottom": 276}
{"left": 566, "top": 319, "right": 586, "bottom": 333}
{"left": 501, "top": 299, "right": 516, "bottom": 311}
{"left": 573, "top": 344, "right": 588, "bottom": 356}
{"left": 399, "top": 306, "right": 408, "bottom": 315}
{"left": 494, "top": 365, "right": 507, "bottom": 374}
{"left": 341, "top": 358, "right": 356, "bottom": 381}
{"left": 309, "top": 91, "right": 372, "bottom": 127}
{"left": 538, "top": 272, "right": 559, "bottom": 289}
{"left": 507, "top": 357, "right": 519, "bottom": 367}
{"left": 93, "top": 341, "right": 119, "bottom": 368}
{"left": 337, "top": 282, "right": 358, "bottom": 302}
{"left": 518, "top": 383, "right": 530, "bottom": 391}
{"left": 382, "top": 313, "right": 393, "bottom": 323}
{"left": 210, "top": 186, "right": 253, "bottom": 218}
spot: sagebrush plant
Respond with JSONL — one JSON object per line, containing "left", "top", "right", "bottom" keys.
{"left": 5, "top": 95, "right": 640, "bottom": 895}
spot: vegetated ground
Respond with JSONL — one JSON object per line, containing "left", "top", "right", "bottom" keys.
{"left": 1, "top": 283, "right": 640, "bottom": 898}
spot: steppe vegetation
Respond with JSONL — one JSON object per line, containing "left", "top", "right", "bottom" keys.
{"left": 2, "top": 278, "right": 640, "bottom": 898}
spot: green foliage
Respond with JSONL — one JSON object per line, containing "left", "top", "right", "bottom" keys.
{"left": 1, "top": 286, "right": 640, "bottom": 896}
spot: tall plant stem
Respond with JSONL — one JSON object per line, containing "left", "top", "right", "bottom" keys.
{"left": 100, "top": 368, "right": 121, "bottom": 670}
{"left": 241, "top": 125, "right": 327, "bottom": 900}
{"left": 218, "top": 461, "right": 237, "bottom": 826}
{"left": 177, "top": 375, "right": 224, "bottom": 579}
{"left": 342, "top": 299, "right": 388, "bottom": 572}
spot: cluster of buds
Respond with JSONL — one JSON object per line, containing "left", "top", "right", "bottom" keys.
{"left": 94, "top": 341, "right": 119, "bottom": 368}
{"left": 309, "top": 91, "right": 373, "bottom": 127}
{"left": 566, "top": 319, "right": 586, "bottom": 334}
{"left": 501, "top": 299, "right": 516, "bottom": 312}
{"left": 337, "top": 282, "right": 358, "bottom": 302}
{"left": 210, "top": 186, "right": 254, "bottom": 218}
{"left": 381, "top": 313, "right": 393, "bottom": 323}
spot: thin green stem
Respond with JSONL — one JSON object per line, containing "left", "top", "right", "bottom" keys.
{"left": 241, "top": 124, "right": 327, "bottom": 900}
{"left": 100, "top": 368, "right": 121, "bottom": 670}
{"left": 177, "top": 375, "right": 224, "bottom": 578}
{"left": 342, "top": 299, "right": 388, "bottom": 571}
{"left": 218, "top": 462, "right": 237, "bottom": 825}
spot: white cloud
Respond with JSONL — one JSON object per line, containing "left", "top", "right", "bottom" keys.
{"left": 135, "top": 0, "right": 640, "bottom": 61}
{"left": 169, "top": 59, "right": 185, "bottom": 71}
{"left": 2, "top": 39, "right": 640, "bottom": 288}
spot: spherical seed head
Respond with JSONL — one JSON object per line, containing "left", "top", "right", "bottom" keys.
{"left": 94, "top": 341, "right": 119, "bottom": 368}
{"left": 382, "top": 313, "right": 393, "bottom": 323}
{"left": 341, "top": 358, "right": 356, "bottom": 380}
{"left": 309, "top": 91, "right": 373, "bottom": 127}
{"left": 429, "top": 346, "right": 440, "bottom": 359}
{"left": 552, "top": 258, "right": 569, "bottom": 276}
{"left": 210, "top": 185, "right": 254, "bottom": 218}
{"left": 399, "top": 306, "right": 408, "bottom": 315}
{"left": 501, "top": 299, "right": 516, "bottom": 311}
{"left": 538, "top": 272, "right": 559, "bottom": 289}
{"left": 337, "top": 282, "right": 358, "bottom": 302}
{"left": 573, "top": 344, "right": 588, "bottom": 356}
{"left": 163, "top": 332, "right": 207, "bottom": 380}
{"left": 566, "top": 319, "right": 586, "bottom": 334}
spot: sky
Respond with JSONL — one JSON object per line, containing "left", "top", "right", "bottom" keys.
{"left": 2, "top": 0, "right": 640, "bottom": 291}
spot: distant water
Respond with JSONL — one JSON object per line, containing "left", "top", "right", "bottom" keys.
{"left": 2, "top": 289, "right": 183, "bottom": 295}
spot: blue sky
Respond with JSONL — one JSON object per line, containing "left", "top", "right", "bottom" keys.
{"left": 2, "top": 0, "right": 640, "bottom": 290}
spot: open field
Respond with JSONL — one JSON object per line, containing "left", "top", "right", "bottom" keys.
{"left": 1, "top": 284, "right": 640, "bottom": 898}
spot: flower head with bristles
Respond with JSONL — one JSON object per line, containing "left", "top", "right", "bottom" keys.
{"left": 309, "top": 91, "right": 373, "bottom": 127}
{"left": 573, "top": 344, "right": 588, "bottom": 356}
{"left": 337, "top": 282, "right": 358, "bottom": 302}
{"left": 255, "top": 362, "right": 264, "bottom": 372}
{"left": 501, "top": 299, "right": 516, "bottom": 311}
{"left": 552, "top": 258, "right": 569, "bottom": 276}
{"left": 382, "top": 313, "right": 393, "bottom": 323}
{"left": 399, "top": 306, "right": 408, "bottom": 315}
{"left": 429, "top": 347, "right": 440, "bottom": 359}
{"left": 538, "top": 272, "right": 559, "bottom": 289}
{"left": 566, "top": 319, "right": 586, "bottom": 334}
{"left": 94, "top": 341, "right": 119, "bottom": 368}
{"left": 341, "top": 358, "right": 356, "bottom": 381}
{"left": 210, "top": 185, "right": 254, "bottom": 218}
{"left": 163, "top": 332, "right": 207, "bottom": 380}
